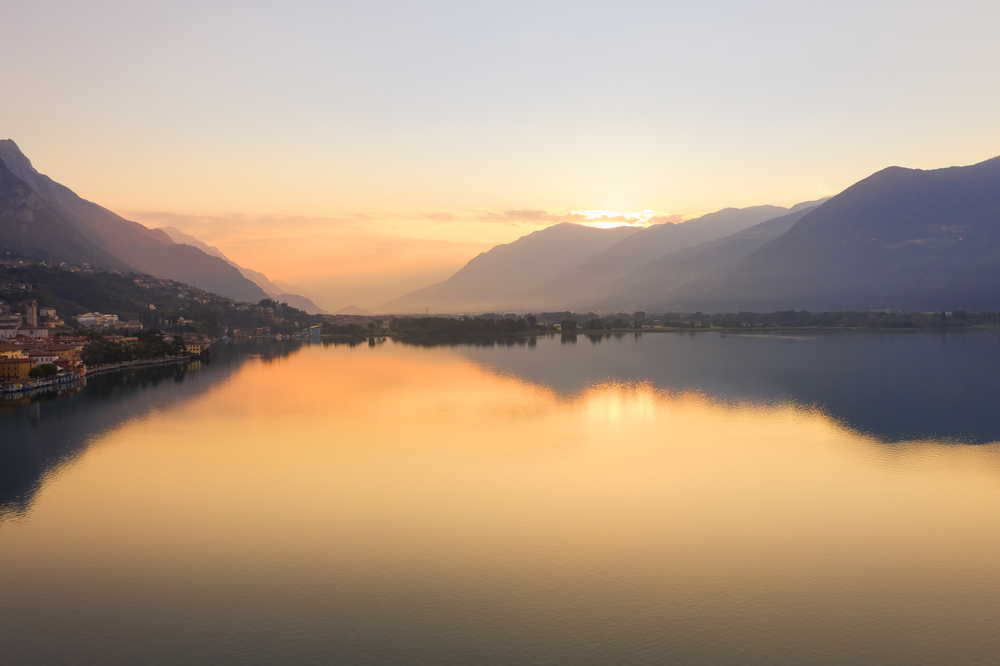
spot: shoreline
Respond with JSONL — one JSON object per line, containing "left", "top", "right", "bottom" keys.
{"left": 83, "top": 354, "right": 195, "bottom": 378}
{"left": 323, "top": 325, "right": 1000, "bottom": 342}
{"left": 2, "top": 354, "right": 199, "bottom": 399}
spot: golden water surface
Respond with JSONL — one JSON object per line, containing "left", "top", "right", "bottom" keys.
{"left": 2, "top": 338, "right": 999, "bottom": 665}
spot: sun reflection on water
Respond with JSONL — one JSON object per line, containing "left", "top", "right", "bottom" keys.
{"left": 4, "top": 341, "right": 1000, "bottom": 665}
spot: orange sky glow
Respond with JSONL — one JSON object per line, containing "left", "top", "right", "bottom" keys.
{"left": 3, "top": 1, "right": 999, "bottom": 310}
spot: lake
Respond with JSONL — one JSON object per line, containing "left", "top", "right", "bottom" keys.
{"left": 2, "top": 331, "right": 1000, "bottom": 665}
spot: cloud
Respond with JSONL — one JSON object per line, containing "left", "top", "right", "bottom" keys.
{"left": 469, "top": 208, "right": 690, "bottom": 227}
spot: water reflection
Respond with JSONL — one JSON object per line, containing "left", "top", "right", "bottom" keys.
{"left": 5, "top": 331, "right": 999, "bottom": 520}
{"left": 440, "top": 331, "right": 1000, "bottom": 444}
{"left": 2, "top": 334, "right": 1000, "bottom": 665}
{"left": 0, "top": 340, "right": 301, "bottom": 518}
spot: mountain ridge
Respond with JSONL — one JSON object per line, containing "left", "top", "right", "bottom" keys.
{"left": 156, "top": 226, "right": 328, "bottom": 314}
{"left": 381, "top": 222, "right": 641, "bottom": 313}
{"left": 659, "top": 156, "right": 1000, "bottom": 311}
{"left": 0, "top": 158, "right": 130, "bottom": 269}
{"left": 591, "top": 204, "right": 823, "bottom": 311}
{"left": 383, "top": 204, "right": 812, "bottom": 313}
{"left": 534, "top": 205, "right": 800, "bottom": 310}
{"left": 0, "top": 140, "right": 268, "bottom": 303}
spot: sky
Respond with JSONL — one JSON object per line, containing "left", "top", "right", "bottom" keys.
{"left": 2, "top": 0, "right": 999, "bottom": 310}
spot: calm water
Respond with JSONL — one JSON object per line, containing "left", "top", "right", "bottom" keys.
{"left": 2, "top": 332, "right": 1000, "bottom": 665}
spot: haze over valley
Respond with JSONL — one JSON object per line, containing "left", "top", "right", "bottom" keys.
{"left": 5, "top": 139, "right": 998, "bottom": 317}
{"left": 5, "top": 3, "right": 1000, "bottom": 665}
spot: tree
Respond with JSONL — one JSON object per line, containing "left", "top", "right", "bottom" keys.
{"left": 29, "top": 363, "right": 59, "bottom": 378}
{"left": 559, "top": 318, "right": 577, "bottom": 331}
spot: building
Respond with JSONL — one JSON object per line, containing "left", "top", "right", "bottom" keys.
{"left": 53, "top": 358, "right": 86, "bottom": 377}
{"left": 184, "top": 342, "right": 209, "bottom": 355}
{"left": 78, "top": 313, "right": 120, "bottom": 329}
{"left": 39, "top": 344, "right": 78, "bottom": 360}
{"left": 25, "top": 299, "right": 37, "bottom": 327}
{"left": 26, "top": 349, "right": 58, "bottom": 366}
{"left": 0, "top": 344, "right": 26, "bottom": 359}
{"left": 0, "top": 358, "right": 32, "bottom": 380}
{"left": 182, "top": 333, "right": 210, "bottom": 356}
{"left": 17, "top": 327, "right": 50, "bottom": 339}
{"left": 38, "top": 306, "right": 64, "bottom": 328}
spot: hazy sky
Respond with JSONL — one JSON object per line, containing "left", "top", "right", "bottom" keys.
{"left": 3, "top": 0, "right": 999, "bottom": 309}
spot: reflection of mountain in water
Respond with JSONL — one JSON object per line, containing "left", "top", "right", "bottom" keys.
{"left": 0, "top": 340, "right": 303, "bottom": 518}
{"left": 441, "top": 331, "right": 1000, "bottom": 444}
{"left": 5, "top": 333, "right": 998, "bottom": 519}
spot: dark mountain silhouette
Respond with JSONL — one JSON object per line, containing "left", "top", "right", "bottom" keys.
{"left": 382, "top": 223, "right": 640, "bottom": 313}
{"left": 0, "top": 158, "right": 129, "bottom": 268}
{"left": 0, "top": 140, "right": 267, "bottom": 302}
{"left": 541, "top": 204, "right": 812, "bottom": 310}
{"left": 383, "top": 204, "right": 816, "bottom": 313}
{"left": 592, "top": 204, "right": 822, "bottom": 310}
{"left": 336, "top": 305, "right": 372, "bottom": 315}
{"left": 157, "top": 226, "right": 328, "bottom": 313}
{"left": 662, "top": 156, "right": 1000, "bottom": 311}
{"left": 272, "top": 293, "right": 327, "bottom": 315}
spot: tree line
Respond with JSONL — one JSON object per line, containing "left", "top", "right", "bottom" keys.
{"left": 81, "top": 329, "right": 185, "bottom": 366}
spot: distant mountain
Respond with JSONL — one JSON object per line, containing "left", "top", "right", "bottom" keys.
{"left": 157, "top": 226, "right": 281, "bottom": 293}
{"left": 536, "top": 205, "right": 800, "bottom": 310}
{"left": 663, "top": 157, "right": 1000, "bottom": 311}
{"left": 336, "top": 305, "right": 371, "bottom": 315}
{"left": 592, "top": 203, "right": 824, "bottom": 310}
{"left": 155, "top": 226, "right": 228, "bottom": 261}
{"left": 273, "top": 293, "right": 328, "bottom": 315}
{"left": 383, "top": 204, "right": 815, "bottom": 314}
{"left": 381, "top": 223, "right": 641, "bottom": 313}
{"left": 0, "top": 158, "right": 128, "bottom": 269}
{"left": 0, "top": 140, "right": 267, "bottom": 303}
{"left": 157, "top": 226, "right": 328, "bottom": 314}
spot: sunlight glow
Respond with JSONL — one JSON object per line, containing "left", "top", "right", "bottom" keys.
{"left": 572, "top": 209, "right": 670, "bottom": 228}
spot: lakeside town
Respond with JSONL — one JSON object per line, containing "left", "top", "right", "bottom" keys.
{"left": 6, "top": 252, "right": 1000, "bottom": 399}
{"left": 0, "top": 255, "right": 388, "bottom": 398}
{"left": 0, "top": 298, "right": 214, "bottom": 396}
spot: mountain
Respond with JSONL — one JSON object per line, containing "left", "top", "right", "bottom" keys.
{"left": 157, "top": 226, "right": 329, "bottom": 314}
{"left": 0, "top": 158, "right": 128, "bottom": 269}
{"left": 158, "top": 226, "right": 281, "bottom": 294}
{"left": 381, "top": 223, "right": 641, "bottom": 313}
{"left": 536, "top": 205, "right": 801, "bottom": 310}
{"left": 0, "top": 140, "right": 267, "bottom": 303}
{"left": 592, "top": 203, "right": 824, "bottom": 310}
{"left": 383, "top": 204, "right": 812, "bottom": 313}
{"left": 273, "top": 281, "right": 328, "bottom": 307}
{"left": 272, "top": 293, "right": 328, "bottom": 315}
{"left": 662, "top": 156, "right": 1000, "bottom": 312}
{"left": 155, "top": 226, "right": 228, "bottom": 260}
{"left": 336, "top": 305, "right": 372, "bottom": 315}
